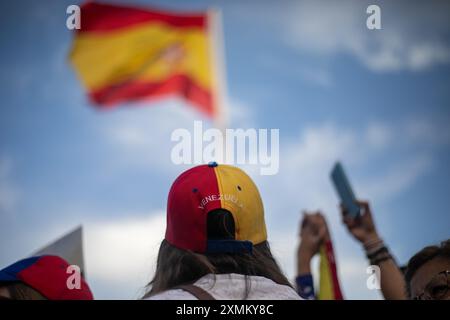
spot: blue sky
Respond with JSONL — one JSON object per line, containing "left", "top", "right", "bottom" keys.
{"left": 1, "top": 0, "right": 450, "bottom": 299}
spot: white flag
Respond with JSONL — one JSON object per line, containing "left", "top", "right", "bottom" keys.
{"left": 33, "top": 225, "right": 85, "bottom": 276}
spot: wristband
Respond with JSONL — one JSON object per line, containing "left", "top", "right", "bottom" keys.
{"left": 367, "top": 246, "right": 388, "bottom": 260}
{"left": 370, "top": 253, "right": 392, "bottom": 265}
{"left": 363, "top": 237, "right": 383, "bottom": 251}
{"left": 295, "top": 274, "right": 315, "bottom": 300}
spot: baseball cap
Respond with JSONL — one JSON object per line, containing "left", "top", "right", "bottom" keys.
{"left": 165, "top": 162, "right": 267, "bottom": 253}
{"left": 0, "top": 255, "right": 94, "bottom": 300}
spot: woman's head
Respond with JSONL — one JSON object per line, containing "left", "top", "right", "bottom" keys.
{"left": 165, "top": 163, "right": 267, "bottom": 253}
{"left": 144, "top": 209, "right": 291, "bottom": 297}
{"left": 0, "top": 255, "right": 94, "bottom": 300}
{"left": 405, "top": 239, "right": 450, "bottom": 300}
{"left": 144, "top": 164, "right": 290, "bottom": 297}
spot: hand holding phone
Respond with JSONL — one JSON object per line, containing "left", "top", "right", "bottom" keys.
{"left": 342, "top": 200, "right": 380, "bottom": 244}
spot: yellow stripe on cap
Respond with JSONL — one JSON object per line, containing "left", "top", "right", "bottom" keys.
{"left": 213, "top": 165, "right": 267, "bottom": 245}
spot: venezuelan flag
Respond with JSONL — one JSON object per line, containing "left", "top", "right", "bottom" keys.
{"left": 69, "top": 2, "right": 218, "bottom": 117}
{"left": 318, "top": 240, "right": 344, "bottom": 300}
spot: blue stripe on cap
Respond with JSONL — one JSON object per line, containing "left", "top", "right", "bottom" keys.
{"left": 206, "top": 240, "right": 253, "bottom": 254}
{"left": 0, "top": 256, "right": 41, "bottom": 282}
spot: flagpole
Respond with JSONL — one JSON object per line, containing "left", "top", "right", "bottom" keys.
{"left": 208, "top": 8, "right": 229, "bottom": 163}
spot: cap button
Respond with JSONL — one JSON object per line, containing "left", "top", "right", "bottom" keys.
{"left": 208, "top": 161, "right": 218, "bottom": 167}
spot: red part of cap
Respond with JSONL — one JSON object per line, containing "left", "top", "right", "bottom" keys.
{"left": 166, "top": 165, "right": 221, "bottom": 252}
{"left": 17, "top": 256, "right": 94, "bottom": 300}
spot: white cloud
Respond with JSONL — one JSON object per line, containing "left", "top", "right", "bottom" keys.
{"left": 285, "top": 0, "right": 450, "bottom": 72}
{"left": 365, "top": 122, "right": 392, "bottom": 150}
{"left": 404, "top": 117, "right": 450, "bottom": 147}
{"left": 103, "top": 99, "right": 200, "bottom": 172}
{"left": 299, "top": 67, "right": 334, "bottom": 87}
{"left": 227, "top": 97, "right": 255, "bottom": 128}
{"left": 256, "top": 53, "right": 334, "bottom": 87}
{"left": 360, "top": 155, "right": 433, "bottom": 204}
{"left": 85, "top": 212, "right": 166, "bottom": 299}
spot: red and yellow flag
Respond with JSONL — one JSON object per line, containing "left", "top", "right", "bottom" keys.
{"left": 69, "top": 2, "right": 218, "bottom": 117}
{"left": 318, "top": 240, "right": 344, "bottom": 300}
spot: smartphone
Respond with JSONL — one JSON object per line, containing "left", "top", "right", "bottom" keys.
{"left": 330, "top": 162, "right": 360, "bottom": 218}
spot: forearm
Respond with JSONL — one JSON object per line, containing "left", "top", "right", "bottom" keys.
{"left": 377, "top": 258, "right": 407, "bottom": 300}
{"left": 364, "top": 236, "right": 407, "bottom": 300}
{"left": 297, "top": 253, "right": 312, "bottom": 275}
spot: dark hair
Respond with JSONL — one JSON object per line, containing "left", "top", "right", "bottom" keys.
{"left": 143, "top": 209, "right": 292, "bottom": 299}
{"left": 0, "top": 282, "right": 46, "bottom": 300}
{"left": 405, "top": 239, "right": 450, "bottom": 297}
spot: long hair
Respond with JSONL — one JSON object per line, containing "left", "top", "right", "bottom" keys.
{"left": 143, "top": 210, "right": 292, "bottom": 299}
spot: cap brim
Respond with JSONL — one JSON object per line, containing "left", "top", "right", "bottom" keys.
{"left": 0, "top": 256, "right": 40, "bottom": 283}
{"left": 0, "top": 271, "right": 18, "bottom": 282}
{"left": 206, "top": 240, "right": 253, "bottom": 253}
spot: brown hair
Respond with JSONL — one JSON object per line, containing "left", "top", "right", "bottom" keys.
{"left": 143, "top": 209, "right": 292, "bottom": 299}
{"left": 405, "top": 239, "right": 450, "bottom": 297}
{"left": 2, "top": 282, "right": 46, "bottom": 300}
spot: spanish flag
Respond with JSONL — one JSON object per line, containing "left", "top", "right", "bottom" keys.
{"left": 69, "top": 2, "right": 220, "bottom": 118}
{"left": 318, "top": 240, "right": 344, "bottom": 300}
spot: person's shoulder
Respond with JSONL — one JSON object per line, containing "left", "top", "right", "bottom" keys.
{"left": 246, "top": 275, "right": 302, "bottom": 300}
{"left": 195, "top": 273, "right": 302, "bottom": 300}
{"left": 144, "top": 289, "right": 197, "bottom": 300}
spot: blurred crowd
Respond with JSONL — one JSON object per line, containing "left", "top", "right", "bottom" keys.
{"left": 0, "top": 164, "right": 449, "bottom": 300}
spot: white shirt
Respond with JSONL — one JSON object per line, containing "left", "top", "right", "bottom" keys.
{"left": 146, "top": 273, "right": 302, "bottom": 300}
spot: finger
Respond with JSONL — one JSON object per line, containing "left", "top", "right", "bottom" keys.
{"left": 339, "top": 203, "right": 349, "bottom": 216}
{"left": 304, "top": 212, "right": 313, "bottom": 224}
{"left": 314, "top": 213, "right": 326, "bottom": 231}
{"left": 300, "top": 211, "right": 307, "bottom": 220}
{"left": 357, "top": 201, "right": 372, "bottom": 219}
{"left": 356, "top": 200, "right": 370, "bottom": 212}
{"left": 319, "top": 215, "right": 329, "bottom": 233}
{"left": 356, "top": 200, "right": 369, "bottom": 206}
{"left": 314, "top": 212, "right": 324, "bottom": 225}
{"left": 342, "top": 214, "right": 352, "bottom": 225}
{"left": 344, "top": 215, "right": 359, "bottom": 229}
{"left": 317, "top": 225, "right": 327, "bottom": 241}
{"left": 310, "top": 213, "right": 321, "bottom": 227}
{"left": 317, "top": 212, "right": 327, "bottom": 224}
{"left": 300, "top": 212, "right": 308, "bottom": 234}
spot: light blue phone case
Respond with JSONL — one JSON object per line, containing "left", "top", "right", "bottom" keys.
{"left": 330, "top": 162, "right": 360, "bottom": 218}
